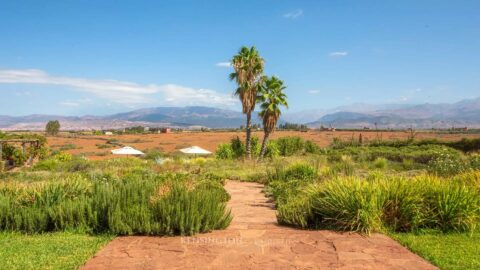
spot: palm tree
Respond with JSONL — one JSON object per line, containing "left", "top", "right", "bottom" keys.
{"left": 257, "top": 76, "right": 288, "bottom": 160}
{"left": 230, "top": 46, "right": 264, "bottom": 159}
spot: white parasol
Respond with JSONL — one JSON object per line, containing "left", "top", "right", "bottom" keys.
{"left": 179, "top": 146, "right": 212, "bottom": 155}
{"left": 111, "top": 146, "right": 145, "bottom": 156}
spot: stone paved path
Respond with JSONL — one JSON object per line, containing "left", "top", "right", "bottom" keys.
{"left": 81, "top": 181, "right": 437, "bottom": 270}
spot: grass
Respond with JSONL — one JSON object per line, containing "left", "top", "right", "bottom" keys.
{"left": 0, "top": 231, "right": 113, "bottom": 270}
{"left": 391, "top": 231, "right": 480, "bottom": 270}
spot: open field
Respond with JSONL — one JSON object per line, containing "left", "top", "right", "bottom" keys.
{"left": 46, "top": 130, "right": 480, "bottom": 160}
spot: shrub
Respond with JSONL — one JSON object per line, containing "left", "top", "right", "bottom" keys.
{"left": 275, "top": 136, "right": 305, "bottom": 156}
{"left": 264, "top": 141, "right": 280, "bottom": 159}
{"left": 143, "top": 149, "right": 165, "bottom": 161}
{"left": 331, "top": 144, "right": 461, "bottom": 165}
{"left": 402, "top": 158, "right": 415, "bottom": 170}
{"left": 311, "top": 178, "right": 384, "bottom": 234}
{"left": 283, "top": 163, "right": 317, "bottom": 181}
{"left": 59, "top": 144, "right": 77, "bottom": 151}
{"left": 428, "top": 151, "right": 466, "bottom": 176}
{"left": 426, "top": 181, "right": 479, "bottom": 232}
{"left": 215, "top": 144, "right": 234, "bottom": 160}
{"left": 305, "top": 140, "right": 321, "bottom": 154}
{"left": 331, "top": 155, "right": 355, "bottom": 176}
{"left": 250, "top": 136, "right": 261, "bottom": 157}
{"left": 0, "top": 172, "right": 232, "bottom": 235}
{"left": 53, "top": 152, "right": 73, "bottom": 162}
{"left": 230, "top": 136, "right": 245, "bottom": 158}
{"left": 2, "top": 145, "right": 27, "bottom": 166}
{"left": 277, "top": 188, "right": 316, "bottom": 228}
{"left": 469, "top": 154, "right": 480, "bottom": 170}
{"left": 380, "top": 179, "right": 425, "bottom": 232}
{"left": 273, "top": 175, "right": 480, "bottom": 234}
{"left": 373, "top": 157, "right": 388, "bottom": 169}
{"left": 266, "top": 163, "right": 317, "bottom": 204}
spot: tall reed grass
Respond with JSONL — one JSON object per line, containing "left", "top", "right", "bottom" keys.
{"left": 275, "top": 173, "right": 480, "bottom": 234}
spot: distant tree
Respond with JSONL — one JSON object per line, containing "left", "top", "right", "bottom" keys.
{"left": 45, "top": 120, "right": 60, "bottom": 136}
{"left": 230, "top": 46, "right": 265, "bottom": 159}
{"left": 257, "top": 76, "right": 288, "bottom": 160}
{"left": 279, "top": 122, "right": 308, "bottom": 131}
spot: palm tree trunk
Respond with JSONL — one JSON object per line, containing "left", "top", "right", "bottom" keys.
{"left": 258, "top": 131, "right": 270, "bottom": 161}
{"left": 245, "top": 112, "right": 252, "bottom": 159}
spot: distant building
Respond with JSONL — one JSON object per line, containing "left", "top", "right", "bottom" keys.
{"left": 159, "top": 128, "right": 171, "bottom": 134}
{"left": 319, "top": 125, "right": 336, "bottom": 132}
{"left": 144, "top": 127, "right": 150, "bottom": 132}
{"left": 104, "top": 131, "right": 113, "bottom": 136}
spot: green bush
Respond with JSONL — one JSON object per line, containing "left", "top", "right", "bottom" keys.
{"left": 230, "top": 136, "right": 246, "bottom": 158}
{"left": 426, "top": 182, "right": 479, "bottom": 232}
{"left": 0, "top": 162, "right": 232, "bottom": 236}
{"left": 373, "top": 157, "right": 388, "bottom": 169}
{"left": 215, "top": 144, "right": 234, "bottom": 160}
{"left": 312, "top": 178, "right": 384, "bottom": 234}
{"left": 428, "top": 151, "right": 466, "bottom": 176}
{"left": 331, "top": 155, "right": 355, "bottom": 176}
{"left": 264, "top": 141, "right": 280, "bottom": 159}
{"left": 275, "top": 136, "right": 306, "bottom": 156}
{"left": 469, "top": 154, "right": 480, "bottom": 170}
{"left": 305, "top": 140, "right": 321, "bottom": 154}
{"left": 273, "top": 175, "right": 480, "bottom": 234}
{"left": 266, "top": 163, "right": 317, "bottom": 205}
{"left": 330, "top": 144, "right": 462, "bottom": 165}
{"left": 380, "top": 179, "right": 425, "bottom": 232}
{"left": 143, "top": 149, "right": 165, "bottom": 161}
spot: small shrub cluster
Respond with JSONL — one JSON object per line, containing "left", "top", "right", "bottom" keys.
{"left": 427, "top": 151, "right": 467, "bottom": 176}
{"left": 329, "top": 145, "right": 461, "bottom": 165}
{"left": 275, "top": 175, "right": 480, "bottom": 234}
{"left": 368, "top": 138, "right": 480, "bottom": 153}
{"left": 0, "top": 159, "right": 231, "bottom": 235}
{"left": 215, "top": 136, "right": 322, "bottom": 160}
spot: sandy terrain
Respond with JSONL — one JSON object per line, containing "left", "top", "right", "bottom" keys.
{"left": 81, "top": 181, "right": 437, "bottom": 270}
{"left": 47, "top": 130, "right": 480, "bottom": 160}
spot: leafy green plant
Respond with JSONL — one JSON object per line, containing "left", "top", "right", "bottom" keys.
{"left": 428, "top": 151, "right": 466, "bottom": 176}
{"left": 215, "top": 143, "right": 234, "bottom": 160}
{"left": 275, "top": 136, "right": 306, "bottom": 156}
{"left": 373, "top": 157, "right": 388, "bottom": 169}
{"left": 0, "top": 161, "right": 232, "bottom": 236}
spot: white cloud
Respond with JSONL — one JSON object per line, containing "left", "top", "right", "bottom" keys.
{"left": 216, "top": 62, "right": 231, "bottom": 68}
{"left": 329, "top": 51, "right": 348, "bottom": 57}
{"left": 60, "top": 98, "right": 92, "bottom": 107}
{"left": 284, "top": 9, "right": 303, "bottom": 19}
{"left": 0, "top": 68, "right": 237, "bottom": 107}
{"left": 308, "top": 90, "right": 320, "bottom": 94}
{"left": 60, "top": 101, "right": 80, "bottom": 107}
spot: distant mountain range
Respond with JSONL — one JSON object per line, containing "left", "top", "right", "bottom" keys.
{"left": 0, "top": 106, "right": 255, "bottom": 130}
{"left": 306, "top": 97, "right": 480, "bottom": 129}
{"left": 1, "top": 98, "right": 479, "bottom": 130}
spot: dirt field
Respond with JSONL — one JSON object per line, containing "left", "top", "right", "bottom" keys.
{"left": 47, "top": 130, "right": 480, "bottom": 160}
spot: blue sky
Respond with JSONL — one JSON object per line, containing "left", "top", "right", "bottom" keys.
{"left": 0, "top": 0, "right": 479, "bottom": 116}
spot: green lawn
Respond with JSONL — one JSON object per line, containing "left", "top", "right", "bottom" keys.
{"left": 391, "top": 231, "right": 480, "bottom": 270}
{"left": 0, "top": 232, "right": 113, "bottom": 270}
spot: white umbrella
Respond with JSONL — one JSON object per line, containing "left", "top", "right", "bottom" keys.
{"left": 179, "top": 146, "right": 212, "bottom": 155}
{"left": 111, "top": 146, "right": 145, "bottom": 156}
